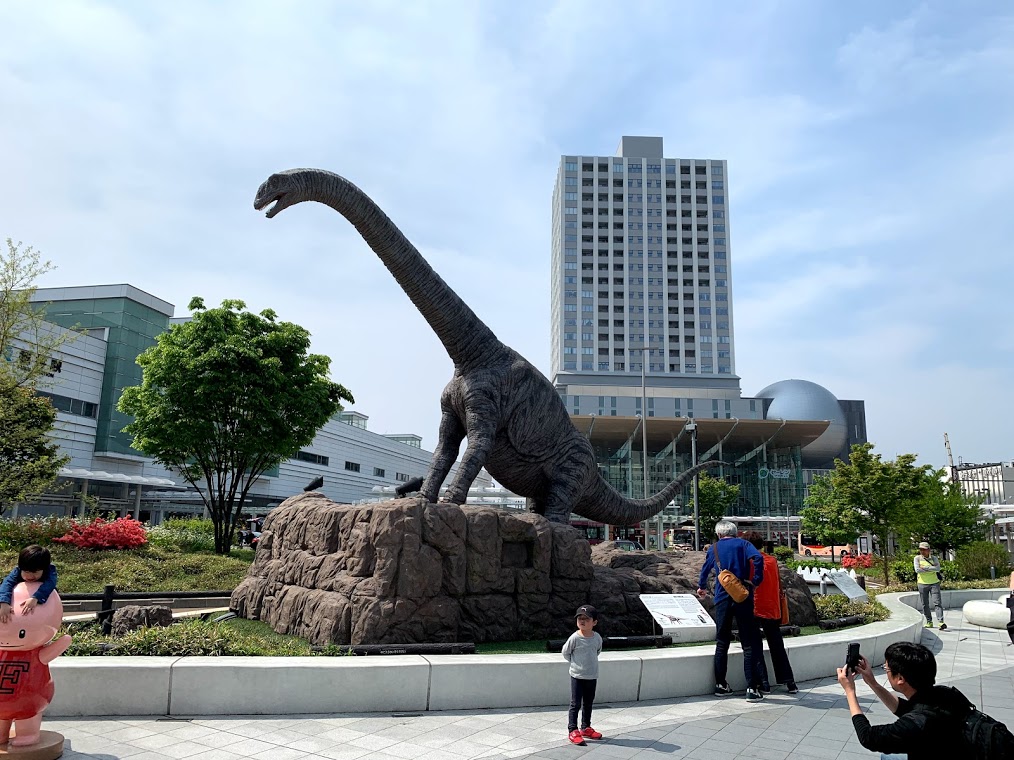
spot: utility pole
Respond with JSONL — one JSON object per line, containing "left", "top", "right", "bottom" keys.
{"left": 687, "top": 421, "right": 699, "bottom": 549}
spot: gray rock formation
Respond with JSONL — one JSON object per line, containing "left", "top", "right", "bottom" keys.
{"left": 110, "top": 605, "right": 174, "bottom": 637}
{"left": 230, "top": 495, "right": 818, "bottom": 645}
{"left": 254, "top": 168, "right": 721, "bottom": 525}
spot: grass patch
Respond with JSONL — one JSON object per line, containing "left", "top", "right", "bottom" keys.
{"left": 0, "top": 545, "right": 252, "bottom": 594}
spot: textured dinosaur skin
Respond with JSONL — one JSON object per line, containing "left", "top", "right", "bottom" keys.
{"left": 255, "top": 169, "right": 721, "bottom": 525}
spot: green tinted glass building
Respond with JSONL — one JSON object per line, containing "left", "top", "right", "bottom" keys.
{"left": 33, "top": 285, "right": 174, "bottom": 459}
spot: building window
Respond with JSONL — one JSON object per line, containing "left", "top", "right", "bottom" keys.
{"left": 295, "top": 451, "right": 329, "bottom": 466}
{"left": 712, "top": 165, "right": 723, "bottom": 176}
{"left": 373, "top": 467, "right": 386, "bottom": 477}
{"left": 345, "top": 461, "right": 361, "bottom": 472}
{"left": 36, "top": 391, "right": 97, "bottom": 419}
{"left": 712, "top": 196, "right": 724, "bottom": 205}
{"left": 565, "top": 162, "right": 577, "bottom": 171}
{"left": 395, "top": 472, "right": 410, "bottom": 482}
{"left": 613, "top": 162, "right": 623, "bottom": 172}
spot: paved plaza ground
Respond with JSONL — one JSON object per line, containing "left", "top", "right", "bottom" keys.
{"left": 47, "top": 611, "right": 1014, "bottom": 760}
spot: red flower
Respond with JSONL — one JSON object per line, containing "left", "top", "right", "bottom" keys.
{"left": 53, "top": 517, "right": 148, "bottom": 550}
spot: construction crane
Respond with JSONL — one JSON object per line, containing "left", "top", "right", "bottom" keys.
{"left": 943, "top": 433, "right": 956, "bottom": 482}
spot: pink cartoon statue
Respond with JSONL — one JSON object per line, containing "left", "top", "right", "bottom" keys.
{"left": 0, "top": 582, "right": 71, "bottom": 748}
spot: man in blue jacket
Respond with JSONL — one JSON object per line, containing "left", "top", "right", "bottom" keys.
{"left": 697, "top": 520, "right": 765, "bottom": 701}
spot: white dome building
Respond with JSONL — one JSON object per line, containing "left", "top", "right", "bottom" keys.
{"left": 755, "top": 379, "right": 848, "bottom": 467}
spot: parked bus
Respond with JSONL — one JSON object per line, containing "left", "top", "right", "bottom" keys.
{"left": 797, "top": 534, "right": 854, "bottom": 558}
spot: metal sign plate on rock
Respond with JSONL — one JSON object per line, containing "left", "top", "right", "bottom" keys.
{"left": 638, "top": 594, "right": 716, "bottom": 642}
{"left": 829, "top": 571, "right": 869, "bottom": 602}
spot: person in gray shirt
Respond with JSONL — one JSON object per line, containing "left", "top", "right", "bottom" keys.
{"left": 562, "top": 605, "right": 604, "bottom": 745}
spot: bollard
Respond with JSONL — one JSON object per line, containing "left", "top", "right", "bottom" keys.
{"left": 100, "top": 584, "right": 115, "bottom": 635}
{"left": 991, "top": 565, "right": 996, "bottom": 580}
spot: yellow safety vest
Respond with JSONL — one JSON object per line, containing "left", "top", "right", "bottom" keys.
{"left": 915, "top": 555, "right": 939, "bottom": 585}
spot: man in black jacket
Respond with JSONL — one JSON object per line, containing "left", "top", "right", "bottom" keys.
{"left": 838, "top": 641, "right": 971, "bottom": 759}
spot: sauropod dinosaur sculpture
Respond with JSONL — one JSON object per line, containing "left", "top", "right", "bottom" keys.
{"left": 255, "top": 169, "right": 721, "bottom": 524}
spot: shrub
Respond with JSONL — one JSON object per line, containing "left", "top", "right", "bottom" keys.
{"left": 162, "top": 518, "right": 215, "bottom": 537}
{"left": 814, "top": 595, "right": 889, "bottom": 623}
{"left": 53, "top": 517, "right": 148, "bottom": 550}
{"left": 773, "top": 546, "right": 794, "bottom": 562}
{"left": 939, "top": 559, "right": 963, "bottom": 582}
{"left": 955, "top": 541, "right": 1012, "bottom": 580}
{"left": 0, "top": 516, "right": 76, "bottom": 550}
{"left": 841, "top": 553, "right": 875, "bottom": 570}
{"left": 146, "top": 525, "right": 216, "bottom": 554}
{"left": 890, "top": 558, "right": 916, "bottom": 584}
{"left": 63, "top": 619, "right": 348, "bottom": 657}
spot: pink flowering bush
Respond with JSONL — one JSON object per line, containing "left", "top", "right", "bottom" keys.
{"left": 53, "top": 517, "right": 148, "bottom": 550}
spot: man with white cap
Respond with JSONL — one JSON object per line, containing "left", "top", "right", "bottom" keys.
{"left": 914, "top": 542, "right": 946, "bottom": 630}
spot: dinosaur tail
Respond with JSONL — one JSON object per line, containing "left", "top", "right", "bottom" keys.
{"left": 576, "top": 460, "right": 725, "bottom": 526}
{"left": 271, "top": 168, "right": 503, "bottom": 368}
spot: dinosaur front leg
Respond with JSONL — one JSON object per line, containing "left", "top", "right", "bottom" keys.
{"left": 421, "top": 408, "right": 466, "bottom": 503}
{"left": 441, "top": 418, "right": 496, "bottom": 504}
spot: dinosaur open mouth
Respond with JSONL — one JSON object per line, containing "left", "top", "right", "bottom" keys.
{"left": 255, "top": 192, "right": 286, "bottom": 218}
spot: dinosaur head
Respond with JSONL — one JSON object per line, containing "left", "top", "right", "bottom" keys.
{"left": 254, "top": 169, "right": 313, "bottom": 219}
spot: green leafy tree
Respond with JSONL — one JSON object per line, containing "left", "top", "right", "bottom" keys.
{"left": 119, "top": 298, "right": 354, "bottom": 553}
{"left": 690, "top": 473, "right": 740, "bottom": 540}
{"left": 801, "top": 443, "right": 929, "bottom": 584}
{"left": 0, "top": 238, "right": 72, "bottom": 514}
{"left": 0, "top": 385, "right": 69, "bottom": 515}
{"left": 1, "top": 239, "right": 71, "bottom": 389}
{"left": 914, "top": 472, "right": 987, "bottom": 552}
{"left": 800, "top": 475, "right": 858, "bottom": 559}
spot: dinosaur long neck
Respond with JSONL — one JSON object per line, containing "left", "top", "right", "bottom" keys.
{"left": 303, "top": 169, "right": 503, "bottom": 368}
{"left": 575, "top": 461, "right": 722, "bottom": 526}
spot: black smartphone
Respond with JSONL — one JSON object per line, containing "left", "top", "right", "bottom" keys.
{"left": 845, "top": 642, "right": 861, "bottom": 674}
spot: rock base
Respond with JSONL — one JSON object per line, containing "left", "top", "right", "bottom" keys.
{"left": 231, "top": 494, "right": 817, "bottom": 645}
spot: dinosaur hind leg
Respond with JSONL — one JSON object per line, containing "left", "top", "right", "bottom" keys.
{"left": 537, "top": 445, "right": 594, "bottom": 523}
{"left": 421, "top": 407, "right": 466, "bottom": 503}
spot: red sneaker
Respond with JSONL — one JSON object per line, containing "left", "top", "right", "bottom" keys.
{"left": 581, "top": 727, "right": 603, "bottom": 740}
{"left": 568, "top": 729, "right": 586, "bottom": 745}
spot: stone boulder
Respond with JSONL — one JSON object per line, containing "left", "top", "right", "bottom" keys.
{"left": 230, "top": 495, "right": 819, "bottom": 645}
{"left": 231, "top": 494, "right": 595, "bottom": 645}
{"left": 111, "top": 604, "right": 174, "bottom": 637}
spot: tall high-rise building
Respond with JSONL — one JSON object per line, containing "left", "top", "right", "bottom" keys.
{"left": 551, "top": 136, "right": 747, "bottom": 419}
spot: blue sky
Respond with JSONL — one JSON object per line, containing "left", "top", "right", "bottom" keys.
{"left": 2, "top": 1, "right": 1012, "bottom": 466}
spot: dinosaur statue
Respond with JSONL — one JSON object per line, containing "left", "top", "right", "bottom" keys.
{"left": 254, "top": 169, "right": 722, "bottom": 525}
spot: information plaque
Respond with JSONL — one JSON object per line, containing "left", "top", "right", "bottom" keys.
{"left": 638, "top": 594, "right": 716, "bottom": 642}
{"left": 829, "top": 570, "right": 869, "bottom": 603}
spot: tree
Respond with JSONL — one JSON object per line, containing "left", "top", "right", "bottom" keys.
{"left": 0, "top": 238, "right": 71, "bottom": 514}
{"left": 912, "top": 471, "right": 987, "bottom": 552}
{"left": 0, "top": 239, "right": 70, "bottom": 390}
{"left": 800, "top": 475, "right": 859, "bottom": 560}
{"left": 118, "top": 298, "right": 354, "bottom": 553}
{"left": 0, "top": 385, "right": 69, "bottom": 515}
{"left": 801, "top": 443, "right": 930, "bottom": 584}
{"left": 690, "top": 473, "right": 740, "bottom": 541}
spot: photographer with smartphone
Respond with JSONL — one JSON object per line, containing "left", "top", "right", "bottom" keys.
{"left": 837, "top": 642, "right": 971, "bottom": 759}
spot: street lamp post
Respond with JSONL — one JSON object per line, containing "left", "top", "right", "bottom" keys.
{"left": 686, "top": 421, "right": 699, "bottom": 549}
{"left": 639, "top": 349, "right": 651, "bottom": 549}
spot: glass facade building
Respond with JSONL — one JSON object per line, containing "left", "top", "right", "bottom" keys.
{"left": 34, "top": 286, "right": 174, "bottom": 458}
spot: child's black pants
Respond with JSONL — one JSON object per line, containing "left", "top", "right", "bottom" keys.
{"left": 568, "top": 677, "right": 597, "bottom": 731}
